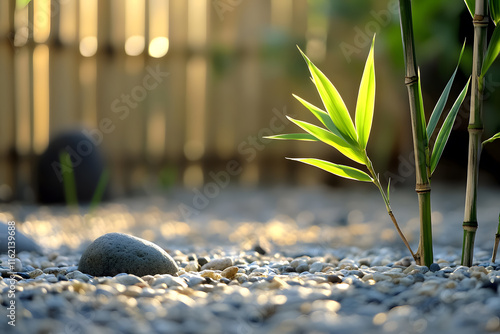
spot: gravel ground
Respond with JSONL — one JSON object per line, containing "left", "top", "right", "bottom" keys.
{"left": 1, "top": 184, "right": 500, "bottom": 334}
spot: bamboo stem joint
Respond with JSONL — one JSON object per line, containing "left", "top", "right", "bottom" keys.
{"left": 404, "top": 76, "right": 418, "bottom": 85}
{"left": 415, "top": 184, "right": 431, "bottom": 193}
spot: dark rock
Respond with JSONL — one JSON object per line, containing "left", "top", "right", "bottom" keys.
{"left": 197, "top": 257, "right": 209, "bottom": 267}
{"left": 219, "top": 278, "right": 230, "bottom": 284}
{"left": 78, "top": 233, "right": 178, "bottom": 277}
{"left": 327, "top": 274, "right": 342, "bottom": 284}
{"left": 0, "top": 221, "right": 43, "bottom": 254}
{"left": 412, "top": 273, "right": 425, "bottom": 282}
{"left": 481, "top": 278, "right": 500, "bottom": 292}
{"left": 15, "top": 272, "right": 30, "bottom": 279}
{"left": 57, "top": 274, "right": 68, "bottom": 281}
{"left": 296, "top": 263, "right": 309, "bottom": 273}
{"left": 429, "top": 263, "right": 441, "bottom": 272}
{"left": 253, "top": 244, "right": 267, "bottom": 255}
{"left": 35, "top": 130, "right": 110, "bottom": 204}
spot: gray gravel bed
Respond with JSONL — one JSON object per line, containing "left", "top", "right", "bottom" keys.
{"left": 0, "top": 184, "right": 499, "bottom": 334}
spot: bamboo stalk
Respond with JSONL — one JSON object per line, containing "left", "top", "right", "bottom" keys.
{"left": 462, "top": 0, "right": 488, "bottom": 267}
{"left": 492, "top": 214, "right": 500, "bottom": 263}
{"left": 398, "top": 0, "right": 433, "bottom": 266}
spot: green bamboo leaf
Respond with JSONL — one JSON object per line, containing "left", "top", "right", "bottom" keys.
{"left": 430, "top": 78, "right": 471, "bottom": 174}
{"left": 287, "top": 158, "right": 373, "bottom": 182}
{"left": 287, "top": 116, "right": 366, "bottom": 164}
{"left": 387, "top": 178, "right": 391, "bottom": 203}
{"left": 292, "top": 94, "right": 343, "bottom": 138}
{"left": 464, "top": 0, "right": 475, "bottom": 17}
{"left": 265, "top": 133, "right": 318, "bottom": 141}
{"left": 481, "top": 25, "right": 500, "bottom": 78}
{"left": 416, "top": 69, "right": 428, "bottom": 146}
{"left": 491, "top": 0, "right": 500, "bottom": 25}
{"left": 297, "top": 47, "right": 359, "bottom": 147}
{"left": 482, "top": 131, "right": 500, "bottom": 145}
{"left": 355, "top": 35, "right": 376, "bottom": 150}
{"left": 427, "top": 41, "right": 466, "bottom": 138}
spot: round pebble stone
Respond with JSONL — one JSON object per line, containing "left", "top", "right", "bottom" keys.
{"left": 429, "top": 263, "right": 441, "bottom": 272}
{"left": 201, "top": 257, "right": 233, "bottom": 271}
{"left": 78, "top": 233, "right": 179, "bottom": 277}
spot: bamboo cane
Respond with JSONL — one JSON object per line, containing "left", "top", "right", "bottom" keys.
{"left": 398, "top": 0, "right": 433, "bottom": 266}
{"left": 462, "top": 0, "right": 488, "bottom": 267}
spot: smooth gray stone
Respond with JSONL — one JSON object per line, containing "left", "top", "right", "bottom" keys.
{"left": 0, "top": 222, "right": 43, "bottom": 254}
{"left": 78, "top": 233, "right": 178, "bottom": 277}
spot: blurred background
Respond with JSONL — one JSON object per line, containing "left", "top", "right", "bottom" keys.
{"left": 0, "top": 0, "right": 499, "bottom": 203}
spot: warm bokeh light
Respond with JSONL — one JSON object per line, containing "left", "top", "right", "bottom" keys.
{"left": 125, "top": 0, "right": 145, "bottom": 55}
{"left": 79, "top": 36, "right": 98, "bottom": 57}
{"left": 79, "top": 0, "right": 97, "bottom": 56}
{"left": 149, "top": 37, "right": 169, "bottom": 58}
{"left": 33, "top": 44, "right": 50, "bottom": 154}
{"left": 185, "top": 55, "right": 207, "bottom": 161}
{"left": 125, "top": 35, "right": 145, "bottom": 56}
{"left": 187, "top": 0, "right": 207, "bottom": 49}
{"left": 59, "top": 0, "right": 77, "bottom": 45}
{"left": 33, "top": 0, "right": 51, "bottom": 43}
{"left": 14, "top": 48, "right": 30, "bottom": 155}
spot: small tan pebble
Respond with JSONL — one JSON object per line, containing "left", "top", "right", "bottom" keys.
{"left": 471, "top": 266, "right": 488, "bottom": 274}
{"left": 184, "top": 261, "right": 200, "bottom": 272}
{"left": 141, "top": 275, "right": 155, "bottom": 285}
{"left": 221, "top": 266, "right": 238, "bottom": 280}
{"left": 320, "top": 265, "right": 334, "bottom": 273}
{"left": 40, "top": 261, "right": 55, "bottom": 269}
{"left": 201, "top": 257, "right": 233, "bottom": 271}
{"left": 28, "top": 269, "right": 44, "bottom": 278}
{"left": 444, "top": 280, "right": 457, "bottom": 289}
{"left": 122, "top": 285, "right": 142, "bottom": 297}
{"left": 113, "top": 275, "right": 146, "bottom": 286}
{"left": 154, "top": 282, "right": 168, "bottom": 289}
{"left": 47, "top": 252, "right": 59, "bottom": 261}
{"left": 200, "top": 270, "right": 221, "bottom": 280}
{"left": 235, "top": 273, "right": 247, "bottom": 283}
{"left": 267, "top": 277, "right": 288, "bottom": 289}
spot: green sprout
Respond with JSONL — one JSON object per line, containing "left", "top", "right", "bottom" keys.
{"left": 267, "top": 36, "right": 416, "bottom": 261}
{"left": 269, "top": 29, "right": 470, "bottom": 265}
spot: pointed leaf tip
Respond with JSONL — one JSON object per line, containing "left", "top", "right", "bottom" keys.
{"left": 430, "top": 78, "right": 470, "bottom": 174}
{"left": 427, "top": 40, "right": 467, "bottom": 138}
{"left": 355, "top": 35, "right": 376, "bottom": 149}
{"left": 297, "top": 48, "right": 358, "bottom": 147}
{"left": 287, "top": 158, "right": 373, "bottom": 182}
{"left": 481, "top": 25, "right": 500, "bottom": 78}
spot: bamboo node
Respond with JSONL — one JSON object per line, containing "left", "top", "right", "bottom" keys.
{"left": 463, "top": 221, "right": 478, "bottom": 232}
{"left": 415, "top": 183, "right": 431, "bottom": 193}
{"left": 473, "top": 14, "right": 489, "bottom": 26}
{"left": 404, "top": 76, "right": 418, "bottom": 85}
{"left": 467, "top": 126, "right": 484, "bottom": 132}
